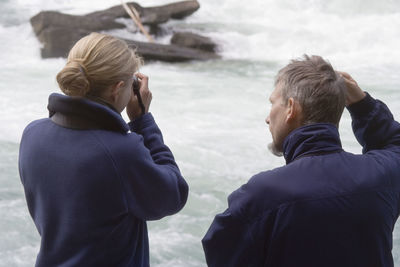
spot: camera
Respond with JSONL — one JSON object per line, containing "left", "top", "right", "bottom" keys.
{"left": 132, "top": 75, "right": 140, "bottom": 93}
{"left": 132, "top": 75, "right": 145, "bottom": 115}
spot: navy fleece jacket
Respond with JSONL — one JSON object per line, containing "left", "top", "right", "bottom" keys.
{"left": 19, "top": 93, "right": 189, "bottom": 267}
{"left": 202, "top": 93, "right": 400, "bottom": 267}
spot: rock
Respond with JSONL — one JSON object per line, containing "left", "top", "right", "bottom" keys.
{"left": 35, "top": 25, "right": 219, "bottom": 61}
{"left": 30, "top": 1, "right": 200, "bottom": 37}
{"left": 30, "top": 11, "right": 126, "bottom": 37}
{"left": 37, "top": 27, "right": 89, "bottom": 58}
{"left": 88, "top": 0, "right": 199, "bottom": 25}
{"left": 86, "top": 2, "right": 143, "bottom": 22}
{"left": 29, "top": 0, "right": 218, "bottom": 62}
{"left": 124, "top": 39, "right": 219, "bottom": 62}
{"left": 171, "top": 32, "right": 217, "bottom": 52}
{"left": 141, "top": 0, "right": 200, "bottom": 22}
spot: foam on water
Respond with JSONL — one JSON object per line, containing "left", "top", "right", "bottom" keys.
{"left": 186, "top": 0, "right": 400, "bottom": 78}
{"left": 0, "top": 0, "right": 399, "bottom": 266}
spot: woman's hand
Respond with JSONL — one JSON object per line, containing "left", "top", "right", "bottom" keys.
{"left": 127, "top": 73, "right": 152, "bottom": 121}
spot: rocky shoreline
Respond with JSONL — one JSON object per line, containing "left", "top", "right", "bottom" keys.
{"left": 30, "top": 0, "right": 220, "bottom": 62}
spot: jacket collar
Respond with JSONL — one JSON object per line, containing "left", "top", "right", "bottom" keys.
{"left": 282, "top": 123, "right": 343, "bottom": 164}
{"left": 47, "top": 93, "right": 129, "bottom": 133}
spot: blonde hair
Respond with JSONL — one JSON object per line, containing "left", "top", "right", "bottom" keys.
{"left": 56, "top": 32, "right": 142, "bottom": 97}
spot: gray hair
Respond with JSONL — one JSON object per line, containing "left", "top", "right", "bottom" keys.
{"left": 275, "top": 55, "right": 346, "bottom": 127}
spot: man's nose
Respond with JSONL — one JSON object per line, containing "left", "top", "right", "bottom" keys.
{"left": 266, "top": 116, "right": 270, "bottom": 125}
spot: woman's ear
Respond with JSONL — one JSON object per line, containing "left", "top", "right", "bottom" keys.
{"left": 110, "top": 81, "right": 125, "bottom": 102}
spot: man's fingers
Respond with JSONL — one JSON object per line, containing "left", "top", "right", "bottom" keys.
{"left": 337, "top": 71, "right": 357, "bottom": 85}
{"left": 135, "top": 72, "right": 148, "bottom": 82}
{"left": 337, "top": 71, "right": 350, "bottom": 78}
{"left": 336, "top": 70, "right": 366, "bottom": 106}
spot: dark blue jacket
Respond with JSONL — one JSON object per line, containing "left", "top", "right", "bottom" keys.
{"left": 202, "top": 93, "right": 400, "bottom": 267}
{"left": 19, "top": 93, "right": 189, "bottom": 266}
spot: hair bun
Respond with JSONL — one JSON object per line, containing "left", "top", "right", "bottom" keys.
{"left": 56, "top": 60, "right": 90, "bottom": 96}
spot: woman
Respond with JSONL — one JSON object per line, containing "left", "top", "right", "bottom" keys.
{"left": 19, "top": 32, "right": 188, "bottom": 266}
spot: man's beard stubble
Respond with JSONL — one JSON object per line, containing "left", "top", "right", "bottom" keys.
{"left": 268, "top": 142, "right": 283, "bottom": 157}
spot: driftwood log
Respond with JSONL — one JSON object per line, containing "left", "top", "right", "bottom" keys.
{"left": 30, "top": 0, "right": 219, "bottom": 62}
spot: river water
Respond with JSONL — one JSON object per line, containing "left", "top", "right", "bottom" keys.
{"left": 0, "top": 0, "right": 399, "bottom": 266}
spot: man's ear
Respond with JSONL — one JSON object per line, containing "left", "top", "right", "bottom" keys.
{"left": 285, "top": 97, "right": 302, "bottom": 124}
{"left": 110, "top": 81, "right": 125, "bottom": 101}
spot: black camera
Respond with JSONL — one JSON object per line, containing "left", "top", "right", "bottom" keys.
{"left": 132, "top": 75, "right": 145, "bottom": 115}
{"left": 132, "top": 75, "right": 140, "bottom": 93}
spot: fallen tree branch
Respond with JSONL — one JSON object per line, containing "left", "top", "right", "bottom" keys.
{"left": 121, "top": 1, "right": 154, "bottom": 43}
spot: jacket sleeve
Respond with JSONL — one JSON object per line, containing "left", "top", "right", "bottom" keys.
{"left": 347, "top": 93, "right": 400, "bottom": 154}
{"left": 128, "top": 113, "right": 181, "bottom": 171}
{"left": 115, "top": 113, "right": 189, "bottom": 220}
{"left": 202, "top": 183, "right": 274, "bottom": 267}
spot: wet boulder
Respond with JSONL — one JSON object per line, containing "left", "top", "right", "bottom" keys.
{"left": 29, "top": 0, "right": 220, "bottom": 62}
{"left": 124, "top": 39, "right": 219, "bottom": 62}
{"left": 171, "top": 31, "right": 217, "bottom": 52}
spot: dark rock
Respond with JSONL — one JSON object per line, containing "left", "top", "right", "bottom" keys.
{"left": 171, "top": 31, "right": 217, "bottom": 52}
{"left": 87, "top": 0, "right": 199, "bottom": 25}
{"left": 30, "top": 11, "right": 125, "bottom": 37}
{"left": 38, "top": 27, "right": 88, "bottom": 58}
{"left": 36, "top": 26, "right": 219, "bottom": 61}
{"left": 125, "top": 39, "right": 219, "bottom": 62}
{"left": 148, "top": 25, "right": 166, "bottom": 36}
{"left": 141, "top": 0, "right": 200, "bottom": 22}
{"left": 30, "top": 0, "right": 200, "bottom": 36}
{"left": 29, "top": 0, "right": 219, "bottom": 62}
{"left": 86, "top": 2, "right": 143, "bottom": 22}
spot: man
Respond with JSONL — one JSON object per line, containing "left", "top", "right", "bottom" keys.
{"left": 202, "top": 55, "right": 400, "bottom": 267}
